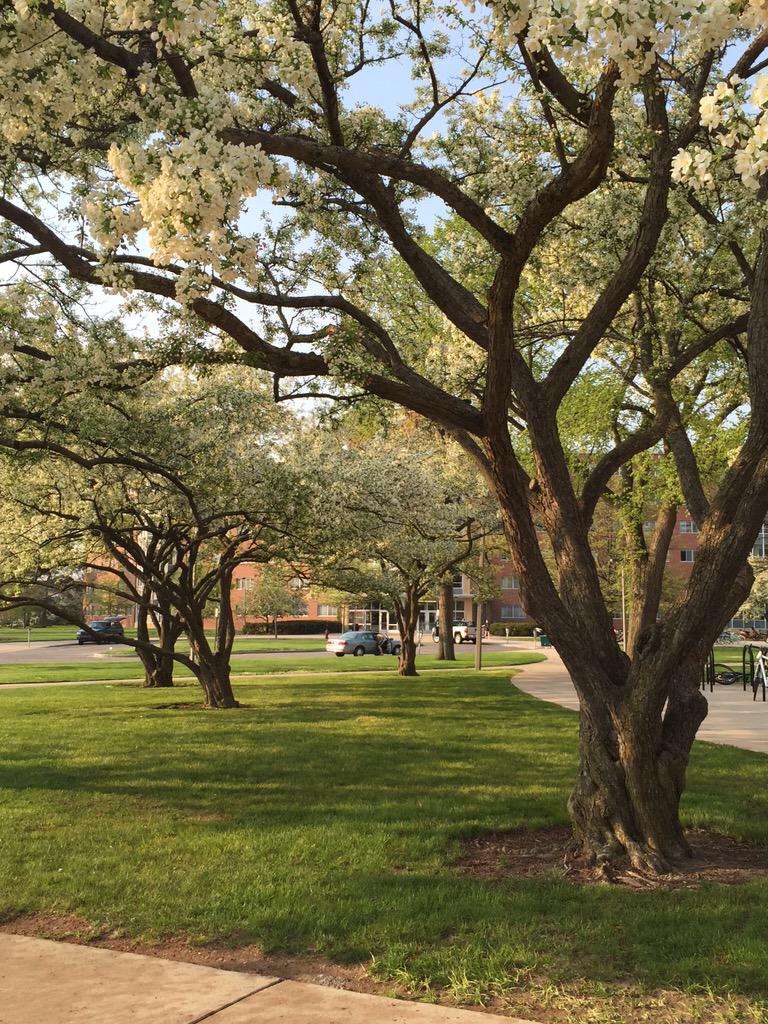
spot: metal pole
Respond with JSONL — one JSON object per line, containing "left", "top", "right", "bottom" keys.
{"left": 475, "top": 535, "right": 485, "bottom": 671}
{"left": 475, "top": 593, "right": 483, "bottom": 670}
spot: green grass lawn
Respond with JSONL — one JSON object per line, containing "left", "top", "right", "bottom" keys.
{"left": 0, "top": 650, "right": 539, "bottom": 686}
{"left": 0, "top": 625, "right": 83, "bottom": 643}
{"left": 0, "top": 664, "right": 766, "bottom": 1023}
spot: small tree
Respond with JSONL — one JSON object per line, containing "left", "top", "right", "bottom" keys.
{"left": 295, "top": 430, "right": 494, "bottom": 675}
{"left": 249, "top": 566, "right": 307, "bottom": 637}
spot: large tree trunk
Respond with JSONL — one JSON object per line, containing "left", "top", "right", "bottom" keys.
{"left": 196, "top": 657, "right": 239, "bottom": 708}
{"left": 395, "top": 585, "right": 422, "bottom": 677}
{"left": 141, "top": 653, "right": 174, "bottom": 688}
{"left": 136, "top": 596, "right": 178, "bottom": 688}
{"left": 436, "top": 581, "right": 456, "bottom": 661}
{"left": 190, "top": 568, "right": 240, "bottom": 708}
{"left": 482, "top": 430, "right": 724, "bottom": 874}
{"left": 567, "top": 661, "right": 707, "bottom": 874}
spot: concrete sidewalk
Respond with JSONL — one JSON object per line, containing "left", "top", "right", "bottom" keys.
{"left": 514, "top": 651, "right": 768, "bottom": 754}
{"left": 0, "top": 934, "right": 534, "bottom": 1024}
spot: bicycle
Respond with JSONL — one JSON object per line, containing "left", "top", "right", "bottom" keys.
{"left": 752, "top": 647, "right": 768, "bottom": 702}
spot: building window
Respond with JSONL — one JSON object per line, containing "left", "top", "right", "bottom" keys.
{"left": 452, "top": 571, "right": 464, "bottom": 593}
{"left": 317, "top": 604, "right": 338, "bottom": 617}
{"left": 680, "top": 520, "right": 699, "bottom": 534}
{"left": 500, "top": 604, "right": 526, "bottom": 619}
{"left": 680, "top": 549, "right": 696, "bottom": 562}
{"left": 453, "top": 600, "right": 465, "bottom": 623}
{"left": 500, "top": 575, "right": 520, "bottom": 589}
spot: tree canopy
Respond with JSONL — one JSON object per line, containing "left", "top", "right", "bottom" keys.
{"left": 3, "top": 0, "right": 768, "bottom": 870}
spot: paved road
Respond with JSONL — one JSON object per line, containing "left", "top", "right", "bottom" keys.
{"left": 0, "top": 635, "right": 525, "bottom": 666}
{"left": 0, "top": 641, "right": 326, "bottom": 666}
{"left": 513, "top": 650, "right": 768, "bottom": 755}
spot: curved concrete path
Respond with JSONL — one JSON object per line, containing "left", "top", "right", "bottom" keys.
{"left": 0, "top": 934, "right": 534, "bottom": 1024}
{"left": 514, "top": 650, "right": 768, "bottom": 755}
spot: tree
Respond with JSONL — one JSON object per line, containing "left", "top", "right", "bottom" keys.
{"left": 248, "top": 565, "right": 306, "bottom": 636}
{"left": 295, "top": 430, "right": 492, "bottom": 675}
{"left": 738, "top": 559, "right": 768, "bottom": 625}
{"left": 0, "top": 334, "right": 297, "bottom": 706}
{"left": 4, "top": 1, "right": 768, "bottom": 869}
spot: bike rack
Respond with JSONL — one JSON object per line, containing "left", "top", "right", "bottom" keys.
{"left": 743, "top": 643, "right": 755, "bottom": 691}
{"left": 701, "top": 649, "right": 715, "bottom": 692}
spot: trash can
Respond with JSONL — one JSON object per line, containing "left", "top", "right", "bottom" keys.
{"left": 539, "top": 635, "right": 552, "bottom": 648}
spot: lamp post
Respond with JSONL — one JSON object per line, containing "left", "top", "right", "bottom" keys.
{"left": 475, "top": 535, "right": 485, "bottom": 672}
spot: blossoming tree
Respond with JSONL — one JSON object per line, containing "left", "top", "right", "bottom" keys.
{"left": 2, "top": 0, "right": 768, "bottom": 871}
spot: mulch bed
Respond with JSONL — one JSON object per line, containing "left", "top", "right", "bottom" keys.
{"left": 457, "top": 825, "right": 768, "bottom": 889}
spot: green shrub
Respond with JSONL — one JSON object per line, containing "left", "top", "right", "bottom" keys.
{"left": 240, "top": 619, "right": 342, "bottom": 635}
{"left": 489, "top": 622, "right": 536, "bottom": 637}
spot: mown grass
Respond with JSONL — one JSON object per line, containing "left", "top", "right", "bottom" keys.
{"left": 0, "top": 664, "right": 766, "bottom": 1023}
{"left": 0, "top": 650, "right": 540, "bottom": 686}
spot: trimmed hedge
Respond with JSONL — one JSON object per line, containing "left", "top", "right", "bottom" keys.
{"left": 488, "top": 622, "right": 536, "bottom": 637}
{"left": 240, "top": 619, "right": 343, "bottom": 635}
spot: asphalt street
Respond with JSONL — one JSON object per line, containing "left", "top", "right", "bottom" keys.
{"left": 0, "top": 635, "right": 519, "bottom": 665}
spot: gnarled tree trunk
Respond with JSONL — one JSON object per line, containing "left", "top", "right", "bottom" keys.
{"left": 186, "top": 566, "right": 240, "bottom": 707}
{"left": 395, "top": 584, "right": 422, "bottom": 676}
{"left": 136, "top": 594, "right": 179, "bottom": 688}
{"left": 141, "top": 652, "right": 175, "bottom": 688}
{"left": 196, "top": 656, "right": 239, "bottom": 708}
{"left": 567, "top": 659, "right": 707, "bottom": 873}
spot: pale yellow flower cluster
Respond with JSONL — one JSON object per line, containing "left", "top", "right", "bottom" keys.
{"left": 678, "top": 65, "right": 768, "bottom": 194}
{"left": 670, "top": 146, "right": 715, "bottom": 189}
{"left": 482, "top": 0, "right": 744, "bottom": 82}
{"left": 111, "top": 0, "right": 218, "bottom": 46}
{"left": 107, "top": 130, "right": 273, "bottom": 273}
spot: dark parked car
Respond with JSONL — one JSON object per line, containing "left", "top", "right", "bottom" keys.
{"left": 76, "top": 619, "right": 125, "bottom": 645}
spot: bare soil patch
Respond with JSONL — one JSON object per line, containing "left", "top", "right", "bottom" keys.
{"left": 457, "top": 825, "right": 768, "bottom": 889}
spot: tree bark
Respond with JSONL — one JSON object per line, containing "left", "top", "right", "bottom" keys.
{"left": 395, "top": 585, "right": 421, "bottom": 676}
{"left": 483, "top": 430, "right": 720, "bottom": 874}
{"left": 625, "top": 505, "right": 677, "bottom": 658}
{"left": 136, "top": 594, "right": 179, "bottom": 687}
{"left": 196, "top": 656, "right": 239, "bottom": 708}
{"left": 567, "top": 661, "right": 707, "bottom": 873}
{"left": 436, "top": 580, "right": 456, "bottom": 661}
{"left": 142, "top": 653, "right": 174, "bottom": 688}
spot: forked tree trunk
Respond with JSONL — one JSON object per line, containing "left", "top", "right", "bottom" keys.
{"left": 436, "top": 581, "right": 456, "bottom": 661}
{"left": 395, "top": 585, "right": 422, "bottom": 677}
{"left": 141, "top": 652, "right": 174, "bottom": 688}
{"left": 196, "top": 658, "right": 239, "bottom": 708}
{"left": 625, "top": 506, "right": 677, "bottom": 657}
{"left": 191, "top": 568, "right": 240, "bottom": 708}
{"left": 136, "top": 598, "right": 177, "bottom": 688}
{"left": 567, "top": 662, "right": 708, "bottom": 873}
